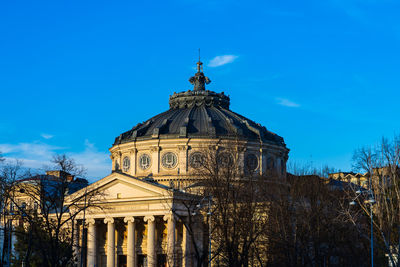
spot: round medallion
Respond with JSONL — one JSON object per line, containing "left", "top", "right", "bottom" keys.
{"left": 217, "top": 152, "right": 233, "bottom": 167}
{"left": 245, "top": 154, "right": 258, "bottom": 172}
{"left": 139, "top": 154, "right": 151, "bottom": 170}
{"left": 190, "top": 152, "right": 205, "bottom": 169}
{"left": 162, "top": 152, "right": 178, "bottom": 169}
{"left": 122, "top": 156, "right": 130, "bottom": 172}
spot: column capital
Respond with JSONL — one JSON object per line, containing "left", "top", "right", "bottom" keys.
{"left": 144, "top": 215, "right": 155, "bottom": 222}
{"left": 163, "top": 213, "right": 176, "bottom": 222}
{"left": 86, "top": 218, "right": 96, "bottom": 225}
{"left": 124, "top": 216, "right": 135, "bottom": 223}
{"left": 104, "top": 217, "right": 114, "bottom": 224}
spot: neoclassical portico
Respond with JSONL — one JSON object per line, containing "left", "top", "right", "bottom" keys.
{"left": 68, "top": 172, "right": 199, "bottom": 267}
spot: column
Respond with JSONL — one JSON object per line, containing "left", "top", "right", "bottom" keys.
{"left": 163, "top": 214, "right": 176, "bottom": 267}
{"left": 194, "top": 221, "right": 204, "bottom": 267}
{"left": 144, "top": 215, "right": 156, "bottom": 267}
{"left": 104, "top": 218, "right": 115, "bottom": 267}
{"left": 87, "top": 219, "right": 97, "bottom": 267}
{"left": 124, "top": 216, "right": 136, "bottom": 267}
{"left": 73, "top": 222, "right": 80, "bottom": 266}
{"left": 182, "top": 223, "right": 191, "bottom": 267}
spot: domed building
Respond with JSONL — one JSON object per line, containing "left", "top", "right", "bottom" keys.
{"left": 68, "top": 60, "right": 289, "bottom": 267}
{"left": 110, "top": 60, "right": 288, "bottom": 186}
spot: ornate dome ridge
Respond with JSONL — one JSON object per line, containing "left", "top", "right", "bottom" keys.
{"left": 169, "top": 90, "right": 230, "bottom": 109}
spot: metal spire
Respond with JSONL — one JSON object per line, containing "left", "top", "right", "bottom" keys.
{"left": 189, "top": 49, "right": 211, "bottom": 90}
{"left": 197, "top": 48, "right": 203, "bottom": 73}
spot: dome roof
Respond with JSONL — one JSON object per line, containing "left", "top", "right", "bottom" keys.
{"left": 114, "top": 61, "right": 286, "bottom": 147}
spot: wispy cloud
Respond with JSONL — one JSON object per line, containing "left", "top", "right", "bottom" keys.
{"left": 41, "top": 133, "right": 54, "bottom": 139}
{"left": 0, "top": 140, "right": 110, "bottom": 181}
{"left": 208, "top": 55, "right": 238, "bottom": 67}
{"left": 69, "top": 139, "right": 110, "bottom": 180}
{"left": 0, "top": 142, "right": 63, "bottom": 157}
{"left": 276, "top": 98, "right": 300, "bottom": 108}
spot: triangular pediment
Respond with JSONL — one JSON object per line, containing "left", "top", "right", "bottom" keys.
{"left": 67, "top": 172, "right": 171, "bottom": 203}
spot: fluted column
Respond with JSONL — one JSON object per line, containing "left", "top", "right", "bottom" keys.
{"left": 194, "top": 222, "right": 204, "bottom": 267}
{"left": 104, "top": 218, "right": 115, "bottom": 267}
{"left": 87, "top": 219, "right": 97, "bottom": 267}
{"left": 182, "top": 223, "right": 191, "bottom": 267}
{"left": 163, "top": 214, "right": 176, "bottom": 267}
{"left": 124, "top": 216, "right": 136, "bottom": 267}
{"left": 144, "top": 215, "right": 156, "bottom": 267}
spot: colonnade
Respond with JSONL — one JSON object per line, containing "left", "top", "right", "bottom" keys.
{"left": 76, "top": 214, "right": 194, "bottom": 267}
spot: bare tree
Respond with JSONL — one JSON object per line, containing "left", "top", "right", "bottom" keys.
{"left": 350, "top": 136, "right": 400, "bottom": 267}
{"left": 0, "top": 158, "right": 28, "bottom": 266}
{"left": 170, "top": 142, "right": 275, "bottom": 267}
{"left": 166, "top": 187, "right": 208, "bottom": 267}
{"left": 3, "top": 154, "right": 101, "bottom": 267}
{"left": 266, "top": 171, "right": 371, "bottom": 267}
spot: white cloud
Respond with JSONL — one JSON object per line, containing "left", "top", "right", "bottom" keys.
{"left": 0, "top": 142, "right": 63, "bottom": 157}
{"left": 276, "top": 98, "right": 300, "bottom": 108}
{"left": 70, "top": 140, "right": 110, "bottom": 180}
{"left": 0, "top": 140, "right": 110, "bottom": 182}
{"left": 41, "top": 133, "right": 54, "bottom": 139}
{"left": 208, "top": 55, "right": 238, "bottom": 67}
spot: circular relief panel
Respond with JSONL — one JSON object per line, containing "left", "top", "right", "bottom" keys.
{"left": 122, "top": 156, "right": 130, "bottom": 172}
{"left": 162, "top": 152, "right": 178, "bottom": 169}
{"left": 139, "top": 154, "right": 151, "bottom": 170}
{"left": 217, "top": 151, "right": 233, "bottom": 167}
{"left": 245, "top": 154, "right": 259, "bottom": 172}
{"left": 190, "top": 152, "right": 205, "bottom": 169}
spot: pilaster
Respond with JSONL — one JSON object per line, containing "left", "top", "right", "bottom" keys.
{"left": 178, "top": 145, "right": 188, "bottom": 174}
{"left": 150, "top": 146, "right": 161, "bottom": 175}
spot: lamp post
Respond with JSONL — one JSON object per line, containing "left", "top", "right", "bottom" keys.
{"left": 191, "top": 195, "right": 213, "bottom": 267}
{"left": 350, "top": 188, "right": 376, "bottom": 267}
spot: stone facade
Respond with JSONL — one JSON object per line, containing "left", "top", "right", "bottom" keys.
{"left": 69, "top": 172, "right": 200, "bottom": 267}
{"left": 110, "top": 138, "right": 288, "bottom": 186}
{"left": 54, "top": 60, "right": 289, "bottom": 267}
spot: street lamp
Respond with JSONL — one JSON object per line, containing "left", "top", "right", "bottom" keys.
{"left": 350, "top": 188, "right": 376, "bottom": 267}
{"left": 190, "top": 195, "right": 213, "bottom": 267}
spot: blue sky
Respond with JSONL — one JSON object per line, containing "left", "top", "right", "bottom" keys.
{"left": 1, "top": 0, "right": 399, "bottom": 181}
